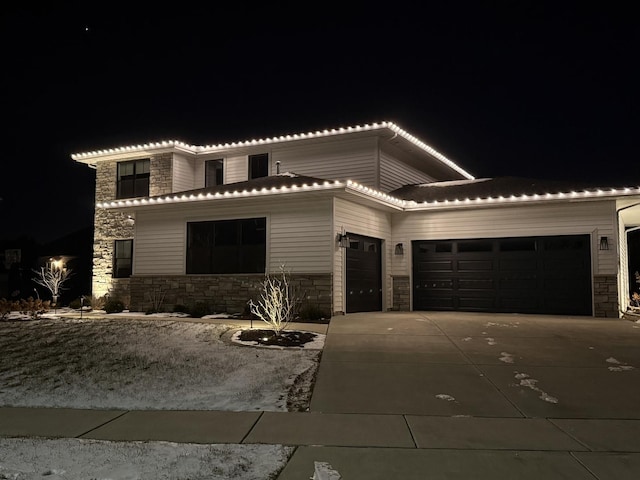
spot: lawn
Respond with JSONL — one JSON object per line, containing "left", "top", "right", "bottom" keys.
{"left": 0, "top": 312, "right": 325, "bottom": 479}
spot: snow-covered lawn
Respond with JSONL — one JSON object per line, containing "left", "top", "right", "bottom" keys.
{"left": 0, "top": 313, "right": 325, "bottom": 479}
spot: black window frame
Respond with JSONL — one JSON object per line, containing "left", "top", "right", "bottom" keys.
{"left": 248, "top": 153, "right": 269, "bottom": 179}
{"left": 113, "top": 239, "right": 133, "bottom": 278}
{"left": 186, "top": 218, "right": 266, "bottom": 274}
{"left": 205, "top": 159, "right": 224, "bottom": 187}
{"left": 116, "top": 159, "right": 150, "bottom": 199}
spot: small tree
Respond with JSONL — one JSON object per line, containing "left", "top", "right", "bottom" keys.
{"left": 248, "top": 265, "right": 300, "bottom": 335}
{"left": 33, "top": 266, "right": 73, "bottom": 306}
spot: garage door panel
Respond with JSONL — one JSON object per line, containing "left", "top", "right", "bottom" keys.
{"left": 499, "top": 258, "right": 538, "bottom": 270}
{"left": 459, "top": 278, "right": 495, "bottom": 290}
{"left": 421, "top": 260, "right": 454, "bottom": 272}
{"left": 457, "top": 260, "right": 494, "bottom": 271}
{"left": 412, "top": 235, "right": 592, "bottom": 315}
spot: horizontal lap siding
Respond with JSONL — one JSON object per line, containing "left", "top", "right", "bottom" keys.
{"left": 134, "top": 212, "right": 186, "bottom": 275}
{"left": 172, "top": 154, "right": 200, "bottom": 192}
{"left": 333, "top": 197, "right": 393, "bottom": 313}
{"left": 133, "top": 197, "right": 332, "bottom": 276}
{"left": 269, "top": 200, "right": 332, "bottom": 273}
{"left": 391, "top": 200, "right": 617, "bottom": 276}
{"left": 225, "top": 156, "right": 248, "bottom": 184}
{"left": 379, "top": 151, "right": 435, "bottom": 192}
{"left": 272, "top": 137, "right": 377, "bottom": 187}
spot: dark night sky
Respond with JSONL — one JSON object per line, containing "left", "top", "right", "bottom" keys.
{"left": 1, "top": 1, "right": 637, "bottom": 244}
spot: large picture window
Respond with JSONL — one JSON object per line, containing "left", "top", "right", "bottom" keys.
{"left": 117, "top": 159, "right": 150, "bottom": 199}
{"left": 113, "top": 239, "right": 133, "bottom": 278}
{"left": 205, "top": 159, "right": 224, "bottom": 187}
{"left": 186, "top": 218, "right": 266, "bottom": 274}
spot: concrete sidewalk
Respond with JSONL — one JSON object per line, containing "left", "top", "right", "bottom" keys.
{"left": 2, "top": 311, "right": 640, "bottom": 479}
{"left": 2, "top": 406, "right": 640, "bottom": 478}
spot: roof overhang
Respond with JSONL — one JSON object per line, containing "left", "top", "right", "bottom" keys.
{"left": 71, "top": 121, "right": 474, "bottom": 180}
{"left": 98, "top": 179, "right": 640, "bottom": 213}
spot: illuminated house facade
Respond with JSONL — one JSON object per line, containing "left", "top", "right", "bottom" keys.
{"left": 73, "top": 122, "right": 640, "bottom": 318}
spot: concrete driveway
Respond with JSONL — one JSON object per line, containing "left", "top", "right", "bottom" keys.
{"left": 277, "top": 311, "right": 640, "bottom": 479}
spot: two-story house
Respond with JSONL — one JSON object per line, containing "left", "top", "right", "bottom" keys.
{"left": 72, "top": 122, "right": 640, "bottom": 318}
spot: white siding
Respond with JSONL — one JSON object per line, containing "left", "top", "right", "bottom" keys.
{"left": 333, "top": 197, "right": 393, "bottom": 313}
{"left": 272, "top": 137, "right": 377, "bottom": 187}
{"left": 172, "top": 154, "right": 199, "bottom": 192}
{"left": 133, "top": 196, "right": 332, "bottom": 276}
{"left": 225, "top": 155, "right": 248, "bottom": 184}
{"left": 379, "top": 151, "right": 436, "bottom": 192}
{"left": 133, "top": 211, "right": 186, "bottom": 275}
{"left": 391, "top": 200, "right": 618, "bottom": 278}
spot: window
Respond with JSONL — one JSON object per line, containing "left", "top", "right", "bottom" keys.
{"left": 117, "top": 159, "right": 150, "bottom": 199}
{"left": 113, "top": 239, "right": 133, "bottom": 278}
{"left": 205, "top": 159, "right": 224, "bottom": 187}
{"left": 186, "top": 218, "right": 266, "bottom": 274}
{"left": 249, "top": 153, "right": 268, "bottom": 179}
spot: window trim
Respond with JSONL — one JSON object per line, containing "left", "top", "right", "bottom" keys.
{"left": 116, "top": 158, "right": 150, "bottom": 199}
{"left": 186, "top": 217, "right": 267, "bottom": 274}
{"left": 205, "top": 158, "right": 224, "bottom": 187}
{"left": 113, "top": 239, "right": 133, "bottom": 278}
{"left": 248, "top": 153, "right": 269, "bottom": 180}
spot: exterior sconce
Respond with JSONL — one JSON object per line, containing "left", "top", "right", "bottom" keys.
{"left": 395, "top": 243, "right": 404, "bottom": 255}
{"left": 599, "top": 236, "right": 609, "bottom": 250}
{"left": 337, "top": 233, "right": 349, "bottom": 248}
{"left": 125, "top": 215, "right": 135, "bottom": 226}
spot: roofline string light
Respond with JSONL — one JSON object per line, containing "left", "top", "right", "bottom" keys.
{"left": 97, "top": 180, "right": 345, "bottom": 208}
{"left": 97, "top": 180, "right": 640, "bottom": 211}
{"left": 71, "top": 122, "right": 474, "bottom": 179}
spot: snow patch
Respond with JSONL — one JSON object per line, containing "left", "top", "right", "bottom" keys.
{"left": 462, "top": 337, "right": 473, "bottom": 342}
{"left": 609, "top": 365, "right": 635, "bottom": 372}
{"left": 606, "top": 357, "right": 621, "bottom": 364}
{"left": 485, "top": 322, "right": 518, "bottom": 328}
{"left": 486, "top": 337, "right": 497, "bottom": 346}
{"left": 435, "top": 394, "right": 456, "bottom": 402}
{"left": 513, "top": 371, "right": 558, "bottom": 404}
{"left": 499, "top": 352, "right": 515, "bottom": 363}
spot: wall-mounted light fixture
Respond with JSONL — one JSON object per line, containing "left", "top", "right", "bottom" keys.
{"left": 336, "top": 233, "right": 349, "bottom": 248}
{"left": 395, "top": 243, "right": 404, "bottom": 255}
{"left": 599, "top": 236, "right": 609, "bottom": 250}
{"left": 125, "top": 215, "right": 135, "bottom": 226}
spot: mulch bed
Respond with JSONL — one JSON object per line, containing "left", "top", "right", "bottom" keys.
{"left": 237, "top": 329, "right": 318, "bottom": 347}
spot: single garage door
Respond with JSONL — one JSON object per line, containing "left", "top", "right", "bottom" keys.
{"left": 412, "top": 235, "right": 592, "bottom": 315}
{"left": 346, "top": 233, "right": 382, "bottom": 313}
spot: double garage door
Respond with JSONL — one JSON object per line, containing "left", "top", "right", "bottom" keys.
{"left": 413, "top": 235, "right": 592, "bottom": 315}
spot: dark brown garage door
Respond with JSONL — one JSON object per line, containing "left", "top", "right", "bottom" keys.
{"left": 412, "top": 235, "right": 592, "bottom": 315}
{"left": 346, "top": 233, "right": 382, "bottom": 313}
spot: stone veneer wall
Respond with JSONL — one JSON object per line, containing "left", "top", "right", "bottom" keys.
{"left": 129, "top": 274, "right": 333, "bottom": 317}
{"left": 391, "top": 275, "right": 410, "bottom": 311}
{"left": 593, "top": 274, "right": 619, "bottom": 318}
{"left": 92, "top": 153, "right": 173, "bottom": 303}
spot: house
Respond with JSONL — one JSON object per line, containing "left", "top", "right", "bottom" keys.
{"left": 72, "top": 122, "right": 640, "bottom": 318}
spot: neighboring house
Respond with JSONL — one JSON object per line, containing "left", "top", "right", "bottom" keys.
{"left": 72, "top": 122, "right": 640, "bottom": 318}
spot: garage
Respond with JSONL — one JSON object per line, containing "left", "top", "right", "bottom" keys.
{"left": 412, "top": 235, "right": 592, "bottom": 315}
{"left": 346, "top": 233, "right": 382, "bottom": 313}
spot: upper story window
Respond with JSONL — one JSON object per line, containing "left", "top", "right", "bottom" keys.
{"left": 117, "top": 159, "right": 150, "bottom": 199}
{"left": 113, "top": 239, "right": 133, "bottom": 278}
{"left": 249, "top": 153, "right": 269, "bottom": 179}
{"left": 186, "top": 218, "right": 266, "bottom": 274}
{"left": 205, "top": 159, "right": 224, "bottom": 187}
